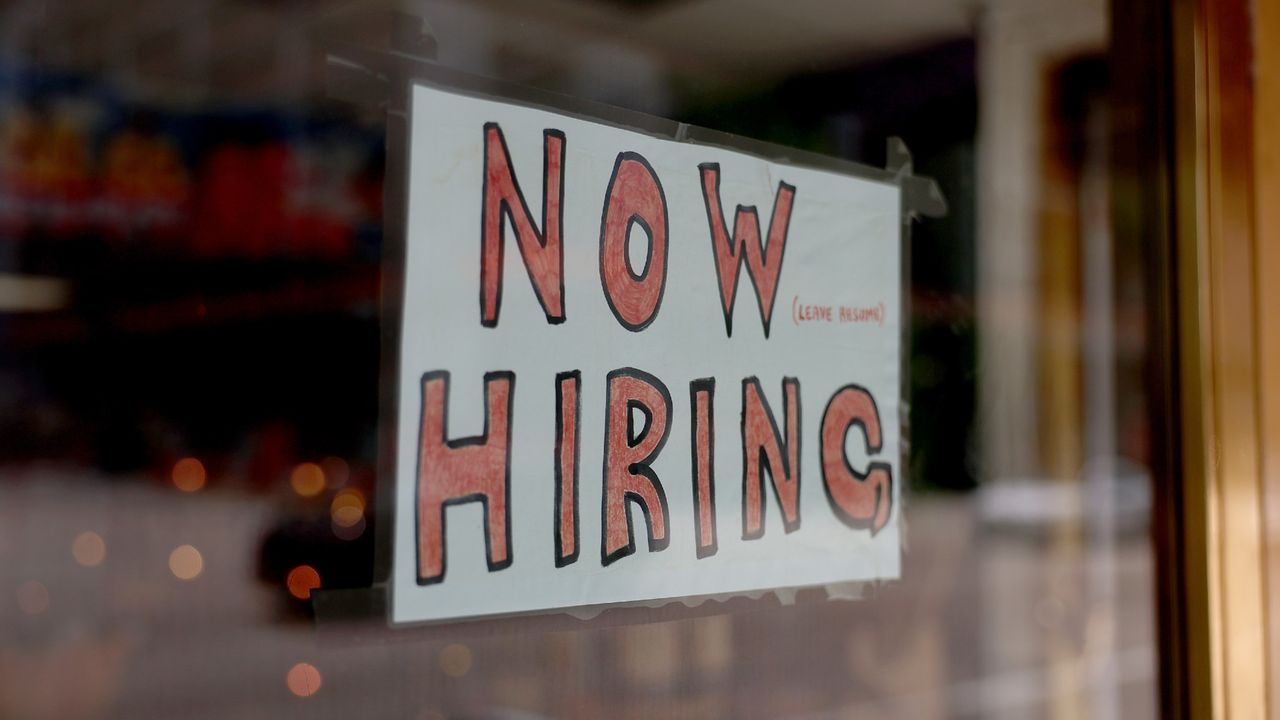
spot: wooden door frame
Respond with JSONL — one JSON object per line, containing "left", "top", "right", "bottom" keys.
{"left": 1259, "top": 0, "right": 1280, "bottom": 715}
{"left": 1141, "top": 0, "right": 1275, "bottom": 716}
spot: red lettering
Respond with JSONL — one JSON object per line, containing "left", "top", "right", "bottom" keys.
{"left": 699, "top": 163, "right": 796, "bottom": 338}
{"left": 602, "top": 368, "right": 672, "bottom": 565}
{"left": 741, "top": 377, "right": 801, "bottom": 539}
{"left": 690, "top": 378, "right": 717, "bottom": 558}
{"left": 820, "top": 385, "right": 893, "bottom": 534}
{"left": 555, "top": 370, "right": 581, "bottom": 566}
{"left": 416, "top": 371, "right": 514, "bottom": 584}
{"left": 599, "top": 153, "right": 668, "bottom": 332}
{"left": 480, "top": 123, "right": 565, "bottom": 327}
{"left": 796, "top": 303, "right": 832, "bottom": 322}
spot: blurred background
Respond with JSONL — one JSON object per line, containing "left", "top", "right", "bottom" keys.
{"left": 0, "top": 0, "right": 1158, "bottom": 717}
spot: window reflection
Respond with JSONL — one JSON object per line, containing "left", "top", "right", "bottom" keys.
{"left": 0, "top": 0, "right": 1155, "bottom": 718}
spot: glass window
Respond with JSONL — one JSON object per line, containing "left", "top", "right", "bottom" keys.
{"left": 0, "top": 1, "right": 1159, "bottom": 717}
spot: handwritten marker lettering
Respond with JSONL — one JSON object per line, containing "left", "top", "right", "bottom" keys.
{"left": 414, "top": 122, "right": 895, "bottom": 583}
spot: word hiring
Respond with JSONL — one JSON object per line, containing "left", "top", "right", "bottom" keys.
{"left": 414, "top": 123, "right": 894, "bottom": 584}
{"left": 416, "top": 370, "right": 894, "bottom": 583}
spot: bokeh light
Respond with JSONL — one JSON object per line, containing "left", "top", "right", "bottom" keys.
{"left": 171, "top": 457, "right": 207, "bottom": 492}
{"left": 287, "top": 662, "right": 322, "bottom": 697}
{"left": 330, "top": 488, "right": 365, "bottom": 528}
{"left": 438, "top": 643, "right": 473, "bottom": 678}
{"left": 16, "top": 580, "right": 49, "bottom": 615}
{"left": 169, "top": 544, "right": 204, "bottom": 580}
{"left": 290, "top": 462, "right": 325, "bottom": 497}
{"left": 71, "top": 531, "right": 107, "bottom": 567}
{"left": 332, "top": 515, "right": 366, "bottom": 541}
{"left": 286, "top": 565, "right": 321, "bottom": 600}
{"left": 321, "top": 456, "right": 350, "bottom": 489}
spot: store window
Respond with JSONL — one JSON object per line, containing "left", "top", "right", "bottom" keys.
{"left": 0, "top": 0, "right": 1161, "bottom": 717}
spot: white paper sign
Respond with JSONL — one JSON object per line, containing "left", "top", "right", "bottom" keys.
{"left": 392, "top": 82, "right": 902, "bottom": 624}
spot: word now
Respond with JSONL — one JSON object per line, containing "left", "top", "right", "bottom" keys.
{"left": 415, "top": 369, "right": 893, "bottom": 584}
{"left": 480, "top": 122, "right": 796, "bottom": 338}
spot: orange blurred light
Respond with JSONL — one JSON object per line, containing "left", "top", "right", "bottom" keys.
{"left": 172, "top": 457, "right": 206, "bottom": 492}
{"left": 287, "top": 662, "right": 322, "bottom": 698}
{"left": 330, "top": 488, "right": 365, "bottom": 528}
{"left": 16, "top": 580, "right": 49, "bottom": 615}
{"left": 71, "top": 531, "right": 106, "bottom": 567}
{"left": 332, "top": 515, "right": 366, "bottom": 541}
{"left": 290, "top": 463, "right": 325, "bottom": 497}
{"left": 321, "top": 457, "right": 349, "bottom": 489}
{"left": 169, "top": 544, "right": 203, "bottom": 580}
{"left": 286, "top": 565, "right": 321, "bottom": 600}
{"left": 438, "top": 643, "right": 473, "bottom": 678}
